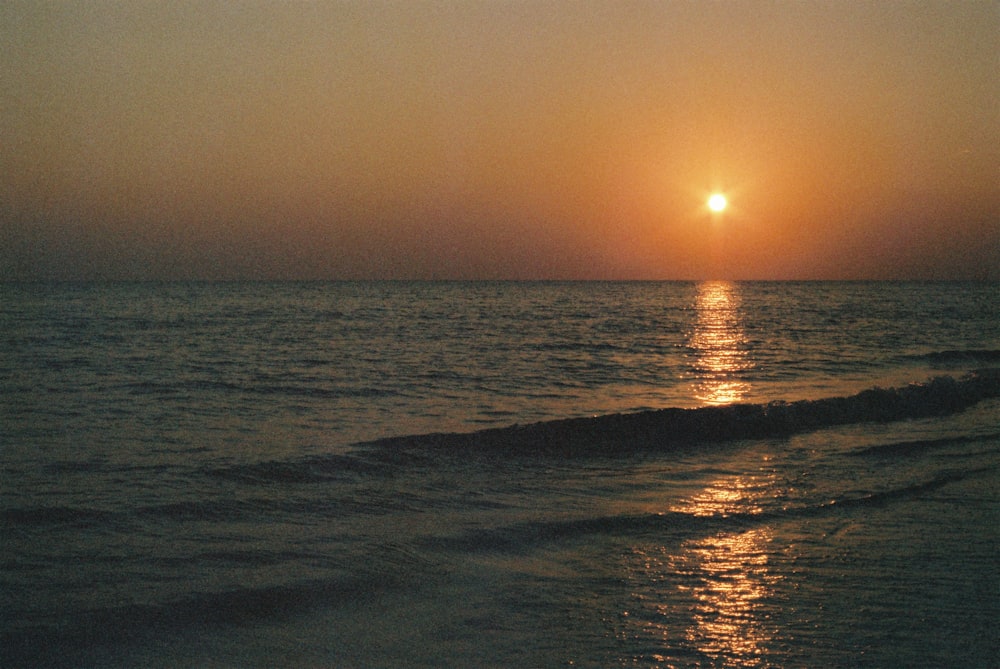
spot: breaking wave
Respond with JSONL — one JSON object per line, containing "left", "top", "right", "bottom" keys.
{"left": 361, "top": 371, "right": 1000, "bottom": 456}
{"left": 904, "top": 349, "right": 1000, "bottom": 365}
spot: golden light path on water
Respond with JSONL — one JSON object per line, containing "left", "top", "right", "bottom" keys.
{"left": 688, "top": 281, "right": 753, "bottom": 405}
{"left": 614, "top": 288, "right": 782, "bottom": 664}
{"left": 669, "top": 475, "right": 782, "bottom": 665}
{"left": 618, "top": 472, "right": 783, "bottom": 667}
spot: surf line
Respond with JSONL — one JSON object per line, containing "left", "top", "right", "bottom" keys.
{"left": 363, "top": 371, "right": 1000, "bottom": 456}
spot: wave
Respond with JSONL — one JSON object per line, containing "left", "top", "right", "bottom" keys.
{"left": 0, "top": 574, "right": 389, "bottom": 669}
{"left": 904, "top": 349, "right": 1000, "bottom": 364}
{"left": 362, "top": 371, "right": 1000, "bottom": 456}
{"left": 1, "top": 487, "right": 420, "bottom": 534}
{"left": 1, "top": 505, "right": 121, "bottom": 528}
{"left": 815, "top": 467, "right": 995, "bottom": 511}
{"left": 194, "top": 372, "right": 1000, "bottom": 490}
{"left": 427, "top": 465, "right": 996, "bottom": 558}
{"left": 123, "top": 379, "right": 394, "bottom": 400}
{"left": 848, "top": 433, "right": 1000, "bottom": 458}
{"left": 208, "top": 453, "right": 395, "bottom": 484}
{"left": 9, "top": 374, "right": 994, "bottom": 536}
{"left": 423, "top": 466, "right": 995, "bottom": 560}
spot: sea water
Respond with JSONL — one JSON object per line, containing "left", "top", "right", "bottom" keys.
{"left": 2, "top": 281, "right": 998, "bottom": 667}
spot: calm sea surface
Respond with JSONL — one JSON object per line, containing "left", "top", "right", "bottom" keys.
{"left": 2, "top": 281, "right": 999, "bottom": 667}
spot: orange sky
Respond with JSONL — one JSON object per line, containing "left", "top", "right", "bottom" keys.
{"left": 2, "top": 1, "right": 997, "bottom": 280}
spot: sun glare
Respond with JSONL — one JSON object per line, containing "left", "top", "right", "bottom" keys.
{"left": 708, "top": 194, "right": 727, "bottom": 212}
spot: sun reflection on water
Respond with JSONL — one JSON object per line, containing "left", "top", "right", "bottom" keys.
{"left": 688, "top": 281, "right": 753, "bottom": 405}
{"left": 673, "top": 474, "right": 781, "bottom": 665}
{"left": 677, "top": 478, "right": 767, "bottom": 517}
{"left": 618, "top": 473, "right": 782, "bottom": 666}
{"left": 675, "top": 525, "right": 779, "bottom": 664}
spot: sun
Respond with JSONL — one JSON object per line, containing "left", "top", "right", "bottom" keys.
{"left": 707, "top": 193, "right": 727, "bottom": 212}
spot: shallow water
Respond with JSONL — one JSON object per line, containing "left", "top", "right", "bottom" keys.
{"left": 2, "top": 281, "right": 998, "bottom": 667}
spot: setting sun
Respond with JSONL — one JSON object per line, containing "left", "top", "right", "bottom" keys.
{"left": 708, "top": 194, "right": 728, "bottom": 212}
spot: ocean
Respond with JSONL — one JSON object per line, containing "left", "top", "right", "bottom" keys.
{"left": 2, "top": 280, "right": 998, "bottom": 668}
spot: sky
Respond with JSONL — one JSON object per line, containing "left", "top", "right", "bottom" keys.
{"left": 2, "top": 0, "right": 997, "bottom": 280}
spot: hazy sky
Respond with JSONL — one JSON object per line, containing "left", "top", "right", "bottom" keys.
{"left": 2, "top": 1, "right": 997, "bottom": 280}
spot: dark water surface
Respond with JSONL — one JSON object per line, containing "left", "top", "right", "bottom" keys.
{"left": 2, "top": 281, "right": 998, "bottom": 667}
